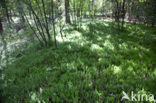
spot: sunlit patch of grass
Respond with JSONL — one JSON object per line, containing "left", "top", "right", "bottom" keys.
{"left": 103, "top": 40, "right": 115, "bottom": 50}
{"left": 91, "top": 44, "right": 103, "bottom": 51}
{"left": 111, "top": 65, "right": 122, "bottom": 75}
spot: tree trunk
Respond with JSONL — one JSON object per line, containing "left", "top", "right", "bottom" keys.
{"left": 23, "top": 11, "right": 43, "bottom": 46}
{"left": 51, "top": 0, "right": 57, "bottom": 48}
{"left": 65, "top": 0, "right": 71, "bottom": 24}
{"left": 121, "top": 0, "right": 126, "bottom": 31}
{"left": 1, "top": 0, "right": 11, "bottom": 24}
{"left": 92, "top": 0, "right": 94, "bottom": 20}
{"left": 77, "top": 7, "right": 80, "bottom": 17}
{"left": 41, "top": 0, "right": 52, "bottom": 45}
{"left": 27, "top": 0, "right": 48, "bottom": 46}
{"left": 0, "top": 19, "right": 3, "bottom": 33}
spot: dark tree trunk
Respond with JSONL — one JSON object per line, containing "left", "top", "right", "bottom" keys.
{"left": 1, "top": 0, "right": 11, "bottom": 24}
{"left": 5, "top": 5, "right": 11, "bottom": 24}
{"left": 77, "top": 8, "right": 80, "bottom": 17}
{"left": 114, "top": 0, "right": 120, "bottom": 31}
{"left": 151, "top": 0, "right": 156, "bottom": 26}
{"left": 65, "top": 0, "right": 71, "bottom": 24}
{"left": 0, "top": 19, "right": 3, "bottom": 33}
{"left": 121, "top": 0, "right": 126, "bottom": 31}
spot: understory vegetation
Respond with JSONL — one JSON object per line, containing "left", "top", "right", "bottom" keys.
{"left": 1, "top": 21, "right": 156, "bottom": 102}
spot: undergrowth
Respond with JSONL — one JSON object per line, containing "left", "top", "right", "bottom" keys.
{"left": 0, "top": 21, "right": 156, "bottom": 103}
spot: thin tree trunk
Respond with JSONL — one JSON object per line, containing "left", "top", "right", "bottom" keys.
{"left": 115, "top": 0, "right": 120, "bottom": 31}
{"left": 23, "top": 12, "right": 43, "bottom": 46}
{"left": 41, "top": 0, "right": 52, "bottom": 45}
{"left": 65, "top": 0, "right": 71, "bottom": 24}
{"left": 51, "top": 0, "right": 57, "bottom": 48}
{"left": 92, "top": 0, "right": 94, "bottom": 20}
{"left": 121, "top": 0, "right": 126, "bottom": 31}
{"left": 4, "top": 0, "right": 11, "bottom": 24}
{"left": 0, "top": 19, "right": 3, "bottom": 33}
{"left": 27, "top": 0, "right": 48, "bottom": 46}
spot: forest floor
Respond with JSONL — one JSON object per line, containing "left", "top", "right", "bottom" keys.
{"left": 1, "top": 20, "right": 156, "bottom": 102}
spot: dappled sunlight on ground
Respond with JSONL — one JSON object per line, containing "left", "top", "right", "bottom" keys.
{"left": 91, "top": 44, "right": 103, "bottom": 51}
{"left": 62, "top": 21, "right": 156, "bottom": 80}
{"left": 103, "top": 40, "right": 115, "bottom": 50}
{"left": 1, "top": 20, "right": 156, "bottom": 102}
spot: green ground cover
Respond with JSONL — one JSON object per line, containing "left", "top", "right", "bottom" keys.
{"left": 1, "top": 21, "right": 156, "bottom": 103}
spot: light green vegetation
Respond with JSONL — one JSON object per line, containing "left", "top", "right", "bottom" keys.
{"left": 1, "top": 21, "right": 156, "bottom": 103}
